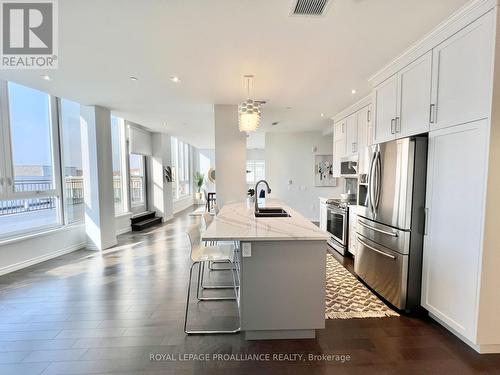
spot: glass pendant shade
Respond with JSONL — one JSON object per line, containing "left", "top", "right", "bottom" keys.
{"left": 238, "top": 99, "right": 261, "bottom": 133}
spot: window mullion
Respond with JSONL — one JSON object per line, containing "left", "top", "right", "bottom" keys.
{"left": 120, "top": 120, "right": 129, "bottom": 213}
{"left": 0, "top": 81, "right": 14, "bottom": 200}
{"left": 0, "top": 80, "right": 8, "bottom": 199}
{"left": 50, "top": 96, "right": 64, "bottom": 225}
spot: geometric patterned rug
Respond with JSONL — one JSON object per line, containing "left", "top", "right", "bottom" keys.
{"left": 325, "top": 253, "right": 400, "bottom": 319}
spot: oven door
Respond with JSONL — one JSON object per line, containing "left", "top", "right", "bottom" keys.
{"left": 326, "top": 206, "right": 346, "bottom": 245}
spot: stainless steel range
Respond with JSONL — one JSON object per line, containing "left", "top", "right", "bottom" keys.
{"left": 325, "top": 198, "right": 356, "bottom": 256}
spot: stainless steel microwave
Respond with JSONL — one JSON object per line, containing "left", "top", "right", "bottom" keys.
{"left": 340, "top": 156, "right": 358, "bottom": 177}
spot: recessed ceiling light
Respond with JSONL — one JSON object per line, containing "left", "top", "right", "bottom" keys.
{"left": 351, "top": 89, "right": 357, "bottom": 94}
{"left": 170, "top": 76, "right": 180, "bottom": 83}
{"left": 320, "top": 113, "right": 324, "bottom": 118}
{"left": 130, "top": 76, "right": 138, "bottom": 81}
{"left": 41, "top": 74, "right": 51, "bottom": 81}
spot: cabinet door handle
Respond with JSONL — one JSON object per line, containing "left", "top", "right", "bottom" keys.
{"left": 395, "top": 117, "right": 400, "bottom": 133}
{"left": 391, "top": 119, "right": 395, "bottom": 134}
{"left": 367, "top": 110, "right": 371, "bottom": 122}
{"left": 429, "top": 104, "right": 436, "bottom": 124}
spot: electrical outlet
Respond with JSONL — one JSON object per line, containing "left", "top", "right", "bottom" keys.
{"left": 242, "top": 243, "right": 252, "bottom": 257}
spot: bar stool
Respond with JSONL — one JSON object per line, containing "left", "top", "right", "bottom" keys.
{"left": 184, "top": 224, "right": 240, "bottom": 334}
{"left": 200, "top": 212, "right": 234, "bottom": 289}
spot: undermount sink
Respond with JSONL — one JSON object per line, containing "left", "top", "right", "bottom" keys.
{"left": 255, "top": 207, "right": 290, "bottom": 218}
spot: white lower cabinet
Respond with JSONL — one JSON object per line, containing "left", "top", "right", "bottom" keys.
{"left": 319, "top": 200, "right": 327, "bottom": 232}
{"left": 421, "top": 120, "right": 489, "bottom": 342}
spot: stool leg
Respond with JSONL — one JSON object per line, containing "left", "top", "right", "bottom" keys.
{"left": 196, "top": 260, "right": 236, "bottom": 301}
{"left": 183, "top": 261, "right": 197, "bottom": 334}
{"left": 184, "top": 260, "right": 241, "bottom": 335}
{"left": 202, "top": 258, "right": 236, "bottom": 289}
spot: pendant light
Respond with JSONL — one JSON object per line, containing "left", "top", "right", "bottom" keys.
{"left": 238, "top": 75, "right": 261, "bottom": 133}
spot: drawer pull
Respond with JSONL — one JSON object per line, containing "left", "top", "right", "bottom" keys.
{"left": 357, "top": 236, "right": 396, "bottom": 260}
{"left": 358, "top": 220, "right": 398, "bottom": 237}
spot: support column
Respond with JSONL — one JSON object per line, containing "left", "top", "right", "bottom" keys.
{"left": 149, "top": 133, "right": 173, "bottom": 221}
{"left": 80, "top": 105, "right": 117, "bottom": 250}
{"left": 214, "top": 105, "right": 247, "bottom": 207}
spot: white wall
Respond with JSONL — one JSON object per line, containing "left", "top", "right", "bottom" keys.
{"left": 265, "top": 131, "right": 343, "bottom": 221}
{"left": 0, "top": 225, "right": 86, "bottom": 276}
{"left": 214, "top": 105, "right": 247, "bottom": 207}
{"left": 115, "top": 213, "right": 132, "bottom": 235}
{"left": 477, "top": 8, "right": 500, "bottom": 347}
{"left": 149, "top": 133, "right": 174, "bottom": 221}
{"left": 198, "top": 148, "right": 215, "bottom": 193}
{"left": 80, "top": 105, "right": 117, "bottom": 250}
{"left": 247, "top": 149, "right": 265, "bottom": 160}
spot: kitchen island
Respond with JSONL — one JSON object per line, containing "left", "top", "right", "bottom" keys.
{"left": 202, "top": 200, "right": 329, "bottom": 340}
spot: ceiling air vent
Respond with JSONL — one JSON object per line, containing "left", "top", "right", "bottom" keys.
{"left": 291, "top": 0, "right": 331, "bottom": 16}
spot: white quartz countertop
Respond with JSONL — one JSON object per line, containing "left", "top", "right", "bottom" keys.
{"left": 202, "top": 199, "right": 330, "bottom": 242}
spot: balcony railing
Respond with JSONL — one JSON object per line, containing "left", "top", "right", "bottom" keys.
{"left": 1, "top": 176, "right": 144, "bottom": 216}
{"left": 0, "top": 178, "right": 84, "bottom": 216}
{"left": 130, "top": 176, "right": 144, "bottom": 205}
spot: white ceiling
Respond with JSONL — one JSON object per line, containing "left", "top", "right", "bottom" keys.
{"left": 0, "top": 0, "right": 470, "bottom": 148}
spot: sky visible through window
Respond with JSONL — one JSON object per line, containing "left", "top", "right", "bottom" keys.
{"left": 9, "top": 82, "right": 52, "bottom": 166}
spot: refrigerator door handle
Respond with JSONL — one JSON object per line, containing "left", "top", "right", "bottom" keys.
{"left": 368, "top": 150, "right": 377, "bottom": 215}
{"left": 374, "top": 151, "right": 382, "bottom": 209}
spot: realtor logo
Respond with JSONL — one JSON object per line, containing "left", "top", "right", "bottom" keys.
{"left": 1, "top": 0, "right": 58, "bottom": 69}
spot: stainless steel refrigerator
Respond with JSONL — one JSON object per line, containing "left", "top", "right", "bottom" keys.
{"left": 356, "top": 136, "right": 428, "bottom": 310}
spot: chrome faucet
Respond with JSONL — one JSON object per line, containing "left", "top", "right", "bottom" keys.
{"left": 254, "top": 180, "right": 271, "bottom": 213}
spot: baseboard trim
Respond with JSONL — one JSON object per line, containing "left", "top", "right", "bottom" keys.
{"left": 0, "top": 241, "right": 86, "bottom": 276}
{"left": 116, "top": 226, "right": 132, "bottom": 235}
{"left": 428, "top": 312, "right": 500, "bottom": 354}
{"left": 162, "top": 215, "right": 174, "bottom": 223}
{"left": 86, "top": 238, "right": 118, "bottom": 251}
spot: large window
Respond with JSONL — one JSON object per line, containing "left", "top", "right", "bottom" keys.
{"left": 246, "top": 160, "right": 265, "bottom": 186}
{"left": 171, "top": 137, "right": 191, "bottom": 200}
{"left": 0, "top": 82, "right": 61, "bottom": 237}
{"left": 60, "top": 99, "right": 84, "bottom": 223}
{"left": 129, "top": 153, "right": 145, "bottom": 207}
{"left": 111, "top": 116, "right": 127, "bottom": 215}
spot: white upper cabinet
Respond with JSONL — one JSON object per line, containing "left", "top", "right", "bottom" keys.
{"left": 357, "top": 105, "right": 372, "bottom": 151}
{"left": 431, "top": 11, "right": 494, "bottom": 131}
{"left": 398, "top": 51, "right": 433, "bottom": 137}
{"left": 332, "top": 120, "right": 346, "bottom": 177}
{"left": 374, "top": 52, "right": 432, "bottom": 143}
{"left": 373, "top": 75, "right": 398, "bottom": 144}
{"left": 345, "top": 113, "right": 358, "bottom": 156}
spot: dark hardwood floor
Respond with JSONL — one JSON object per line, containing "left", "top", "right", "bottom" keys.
{"left": 0, "top": 207, "right": 499, "bottom": 374}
